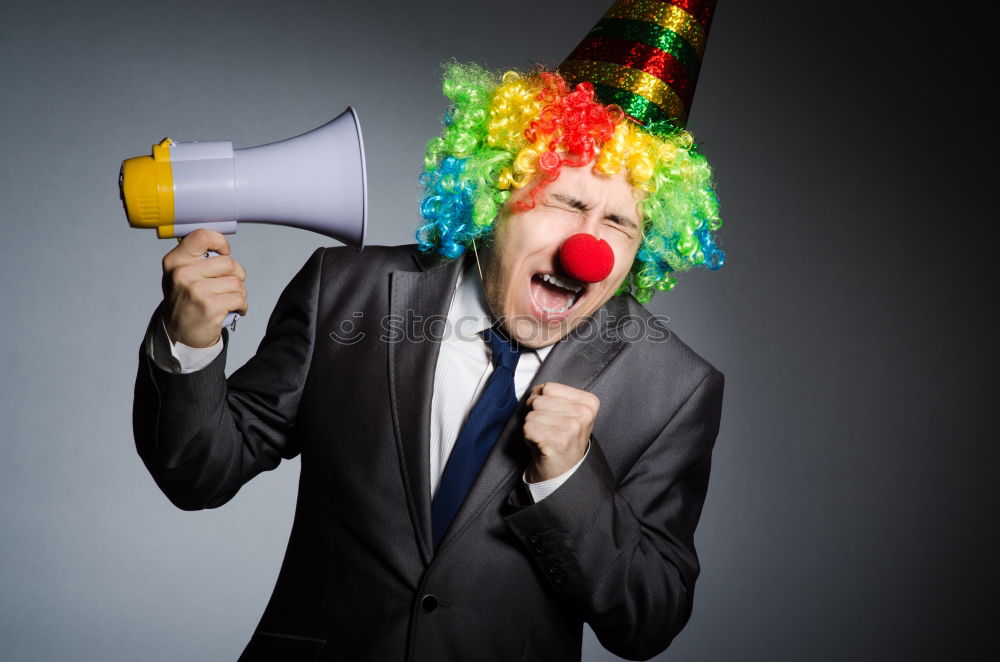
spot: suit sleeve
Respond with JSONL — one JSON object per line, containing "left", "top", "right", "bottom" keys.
{"left": 132, "top": 247, "right": 325, "bottom": 511}
{"left": 503, "top": 368, "right": 724, "bottom": 661}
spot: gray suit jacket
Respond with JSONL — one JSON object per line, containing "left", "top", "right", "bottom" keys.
{"left": 133, "top": 244, "right": 724, "bottom": 662}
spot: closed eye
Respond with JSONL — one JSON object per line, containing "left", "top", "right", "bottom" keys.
{"left": 547, "top": 193, "right": 638, "bottom": 237}
{"left": 550, "top": 194, "right": 589, "bottom": 214}
{"left": 606, "top": 213, "right": 638, "bottom": 231}
{"left": 543, "top": 201, "right": 583, "bottom": 216}
{"left": 606, "top": 219, "right": 635, "bottom": 239}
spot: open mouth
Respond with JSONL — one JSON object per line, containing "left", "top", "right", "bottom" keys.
{"left": 529, "top": 272, "right": 586, "bottom": 317}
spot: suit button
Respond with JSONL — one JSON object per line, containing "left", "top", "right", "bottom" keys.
{"left": 420, "top": 594, "right": 439, "bottom": 613}
{"left": 527, "top": 534, "right": 540, "bottom": 544}
{"left": 553, "top": 575, "right": 566, "bottom": 585}
{"left": 534, "top": 544, "right": 546, "bottom": 554}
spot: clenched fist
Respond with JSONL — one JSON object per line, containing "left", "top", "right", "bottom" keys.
{"left": 160, "top": 229, "right": 248, "bottom": 348}
{"left": 523, "top": 382, "right": 599, "bottom": 482}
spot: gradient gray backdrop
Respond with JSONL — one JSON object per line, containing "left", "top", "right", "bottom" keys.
{"left": 1, "top": 1, "right": 994, "bottom": 660}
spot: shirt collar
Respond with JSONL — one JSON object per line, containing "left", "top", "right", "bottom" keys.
{"left": 448, "top": 260, "right": 554, "bottom": 362}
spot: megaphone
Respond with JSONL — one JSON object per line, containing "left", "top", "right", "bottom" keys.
{"left": 119, "top": 106, "right": 368, "bottom": 327}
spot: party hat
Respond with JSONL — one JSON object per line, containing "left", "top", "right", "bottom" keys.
{"left": 559, "top": 0, "right": 716, "bottom": 130}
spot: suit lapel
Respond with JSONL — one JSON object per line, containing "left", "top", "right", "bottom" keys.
{"left": 434, "top": 294, "right": 634, "bottom": 556}
{"left": 388, "top": 252, "right": 465, "bottom": 564}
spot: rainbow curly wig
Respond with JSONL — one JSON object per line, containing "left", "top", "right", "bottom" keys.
{"left": 415, "top": 61, "right": 724, "bottom": 303}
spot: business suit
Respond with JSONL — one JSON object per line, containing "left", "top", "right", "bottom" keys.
{"left": 133, "top": 243, "right": 725, "bottom": 661}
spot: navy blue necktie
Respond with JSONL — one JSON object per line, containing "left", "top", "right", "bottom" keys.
{"left": 431, "top": 326, "right": 523, "bottom": 548}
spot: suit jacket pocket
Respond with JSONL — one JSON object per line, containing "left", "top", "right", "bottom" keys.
{"left": 237, "top": 631, "right": 327, "bottom": 662}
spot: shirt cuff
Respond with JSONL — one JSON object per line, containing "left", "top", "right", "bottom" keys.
{"left": 146, "top": 315, "right": 224, "bottom": 374}
{"left": 522, "top": 441, "right": 591, "bottom": 503}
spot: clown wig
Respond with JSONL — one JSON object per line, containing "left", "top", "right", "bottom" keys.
{"left": 415, "top": 61, "right": 724, "bottom": 303}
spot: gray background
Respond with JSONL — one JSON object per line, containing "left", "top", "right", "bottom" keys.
{"left": 1, "top": 1, "right": 994, "bottom": 660}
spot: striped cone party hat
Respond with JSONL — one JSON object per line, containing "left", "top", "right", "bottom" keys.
{"left": 559, "top": 0, "right": 716, "bottom": 131}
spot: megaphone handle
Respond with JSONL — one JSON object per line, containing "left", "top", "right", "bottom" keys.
{"left": 204, "top": 250, "right": 239, "bottom": 330}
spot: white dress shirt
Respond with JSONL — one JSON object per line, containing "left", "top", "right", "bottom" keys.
{"left": 146, "top": 260, "right": 588, "bottom": 502}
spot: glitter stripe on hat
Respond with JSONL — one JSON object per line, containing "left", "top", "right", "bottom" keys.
{"left": 560, "top": 59, "right": 685, "bottom": 123}
{"left": 669, "top": 0, "right": 716, "bottom": 29}
{"left": 589, "top": 83, "right": 675, "bottom": 129}
{"left": 605, "top": 0, "right": 708, "bottom": 58}
{"left": 565, "top": 35, "right": 694, "bottom": 109}
{"left": 588, "top": 17, "right": 702, "bottom": 79}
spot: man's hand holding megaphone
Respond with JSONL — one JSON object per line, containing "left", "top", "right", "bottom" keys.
{"left": 160, "top": 229, "right": 248, "bottom": 348}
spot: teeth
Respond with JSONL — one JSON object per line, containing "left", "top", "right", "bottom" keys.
{"left": 535, "top": 272, "right": 583, "bottom": 314}
{"left": 541, "top": 273, "right": 582, "bottom": 293}
{"left": 540, "top": 290, "right": 578, "bottom": 314}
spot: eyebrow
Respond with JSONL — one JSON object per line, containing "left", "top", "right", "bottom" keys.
{"left": 552, "top": 193, "right": 638, "bottom": 230}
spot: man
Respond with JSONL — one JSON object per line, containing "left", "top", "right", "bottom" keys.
{"left": 134, "top": 4, "right": 725, "bottom": 660}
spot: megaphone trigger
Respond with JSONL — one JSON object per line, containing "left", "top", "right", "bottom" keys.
{"left": 202, "top": 248, "right": 240, "bottom": 331}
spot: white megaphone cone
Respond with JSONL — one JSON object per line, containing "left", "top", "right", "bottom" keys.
{"left": 120, "top": 107, "right": 368, "bottom": 326}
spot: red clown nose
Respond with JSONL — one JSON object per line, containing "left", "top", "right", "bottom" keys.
{"left": 559, "top": 233, "right": 614, "bottom": 283}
